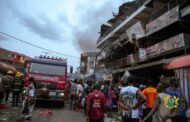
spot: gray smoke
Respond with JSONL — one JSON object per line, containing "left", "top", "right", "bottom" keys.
{"left": 73, "top": 1, "right": 124, "bottom": 52}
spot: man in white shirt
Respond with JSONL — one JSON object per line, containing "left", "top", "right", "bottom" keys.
{"left": 69, "top": 80, "right": 77, "bottom": 110}
{"left": 28, "top": 77, "right": 36, "bottom": 117}
{"left": 119, "top": 77, "right": 146, "bottom": 122}
{"left": 76, "top": 80, "right": 84, "bottom": 111}
{"left": 21, "top": 77, "right": 36, "bottom": 120}
{"left": 77, "top": 83, "right": 84, "bottom": 97}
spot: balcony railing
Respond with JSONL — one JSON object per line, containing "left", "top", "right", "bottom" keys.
{"left": 105, "top": 53, "right": 138, "bottom": 69}
{"left": 105, "top": 33, "right": 189, "bottom": 69}
{"left": 146, "top": 33, "right": 187, "bottom": 57}
{"left": 143, "top": 0, "right": 186, "bottom": 27}
{"left": 120, "top": 32, "right": 128, "bottom": 41}
{"left": 97, "top": 0, "right": 147, "bottom": 44}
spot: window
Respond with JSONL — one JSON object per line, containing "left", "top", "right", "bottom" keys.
{"left": 29, "top": 63, "right": 66, "bottom": 76}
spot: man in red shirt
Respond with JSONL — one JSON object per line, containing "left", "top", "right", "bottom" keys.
{"left": 86, "top": 83, "right": 106, "bottom": 122}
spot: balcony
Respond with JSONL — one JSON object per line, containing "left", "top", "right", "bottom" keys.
{"left": 106, "top": 53, "right": 139, "bottom": 69}
{"left": 97, "top": 0, "right": 148, "bottom": 47}
{"left": 146, "top": 33, "right": 189, "bottom": 58}
{"left": 145, "top": 0, "right": 186, "bottom": 36}
{"left": 105, "top": 33, "right": 190, "bottom": 71}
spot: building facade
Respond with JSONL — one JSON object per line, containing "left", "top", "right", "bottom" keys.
{"left": 96, "top": 0, "right": 190, "bottom": 104}
{"left": 80, "top": 52, "right": 98, "bottom": 81}
{"left": 0, "top": 48, "right": 31, "bottom": 72}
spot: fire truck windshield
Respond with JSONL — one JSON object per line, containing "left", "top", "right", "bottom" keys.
{"left": 29, "top": 62, "right": 66, "bottom": 76}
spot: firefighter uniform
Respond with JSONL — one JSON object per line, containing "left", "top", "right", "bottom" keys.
{"left": 12, "top": 72, "right": 24, "bottom": 106}
{"left": 0, "top": 74, "right": 5, "bottom": 104}
{"left": 4, "top": 71, "right": 14, "bottom": 103}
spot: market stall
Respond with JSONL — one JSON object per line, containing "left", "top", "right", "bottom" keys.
{"left": 163, "top": 55, "right": 190, "bottom": 106}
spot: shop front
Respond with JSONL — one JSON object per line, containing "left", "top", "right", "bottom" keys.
{"left": 164, "top": 55, "right": 190, "bottom": 106}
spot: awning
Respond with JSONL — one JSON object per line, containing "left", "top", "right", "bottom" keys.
{"left": 0, "top": 62, "right": 17, "bottom": 73}
{"left": 163, "top": 55, "right": 190, "bottom": 69}
{"left": 113, "top": 59, "right": 170, "bottom": 73}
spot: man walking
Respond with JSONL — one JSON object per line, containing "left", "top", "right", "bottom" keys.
{"left": 69, "top": 79, "right": 77, "bottom": 110}
{"left": 86, "top": 83, "right": 106, "bottom": 122}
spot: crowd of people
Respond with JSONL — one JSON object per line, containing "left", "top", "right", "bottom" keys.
{"left": 0, "top": 71, "right": 36, "bottom": 121}
{"left": 0, "top": 71, "right": 24, "bottom": 108}
{"left": 67, "top": 75, "right": 188, "bottom": 122}
{"left": 0, "top": 71, "right": 189, "bottom": 122}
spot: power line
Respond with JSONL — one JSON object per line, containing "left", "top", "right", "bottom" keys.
{"left": 0, "top": 32, "right": 80, "bottom": 59}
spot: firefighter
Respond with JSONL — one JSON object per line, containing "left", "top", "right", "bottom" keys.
{"left": 4, "top": 71, "right": 14, "bottom": 103}
{"left": 0, "top": 73, "right": 5, "bottom": 108}
{"left": 12, "top": 71, "right": 24, "bottom": 106}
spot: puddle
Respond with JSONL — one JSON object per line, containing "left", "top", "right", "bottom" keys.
{"left": 0, "top": 112, "right": 11, "bottom": 121}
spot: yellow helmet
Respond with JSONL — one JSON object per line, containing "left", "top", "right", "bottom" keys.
{"left": 7, "top": 70, "right": 14, "bottom": 75}
{"left": 16, "top": 72, "right": 24, "bottom": 77}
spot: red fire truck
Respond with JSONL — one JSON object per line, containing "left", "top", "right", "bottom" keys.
{"left": 24, "top": 56, "right": 67, "bottom": 105}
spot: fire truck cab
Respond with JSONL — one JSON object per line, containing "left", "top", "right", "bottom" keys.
{"left": 24, "top": 56, "right": 67, "bottom": 105}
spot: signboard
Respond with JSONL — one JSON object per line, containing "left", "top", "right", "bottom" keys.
{"left": 103, "top": 74, "right": 113, "bottom": 81}
{"left": 127, "top": 21, "right": 145, "bottom": 42}
{"left": 12, "top": 54, "right": 26, "bottom": 64}
{"left": 139, "top": 48, "right": 146, "bottom": 61}
{"left": 146, "top": 33, "right": 185, "bottom": 57}
{"left": 146, "top": 6, "right": 179, "bottom": 35}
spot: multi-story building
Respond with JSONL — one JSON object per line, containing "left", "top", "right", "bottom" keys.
{"left": 0, "top": 47, "right": 31, "bottom": 72}
{"left": 80, "top": 52, "right": 98, "bottom": 81}
{"left": 96, "top": 0, "right": 190, "bottom": 104}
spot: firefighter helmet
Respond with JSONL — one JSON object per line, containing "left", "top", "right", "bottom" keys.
{"left": 7, "top": 70, "right": 14, "bottom": 75}
{"left": 16, "top": 72, "right": 24, "bottom": 77}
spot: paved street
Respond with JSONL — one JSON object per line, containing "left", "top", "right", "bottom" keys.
{"left": 1, "top": 0, "right": 190, "bottom": 122}
{"left": 0, "top": 101, "right": 119, "bottom": 122}
{"left": 0, "top": 107, "right": 20, "bottom": 122}
{"left": 0, "top": 101, "right": 86, "bottom": 122}
{"left": 0, "top": 102, "right": 121, "bottom": 122}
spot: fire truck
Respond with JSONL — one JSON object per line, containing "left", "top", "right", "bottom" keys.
{"left": 24, "top": 56, "right": 67, "bottom": 105}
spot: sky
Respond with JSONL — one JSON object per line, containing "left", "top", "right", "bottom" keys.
{"left": 0, "top": 0, "right": 131, "bottom": 70}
